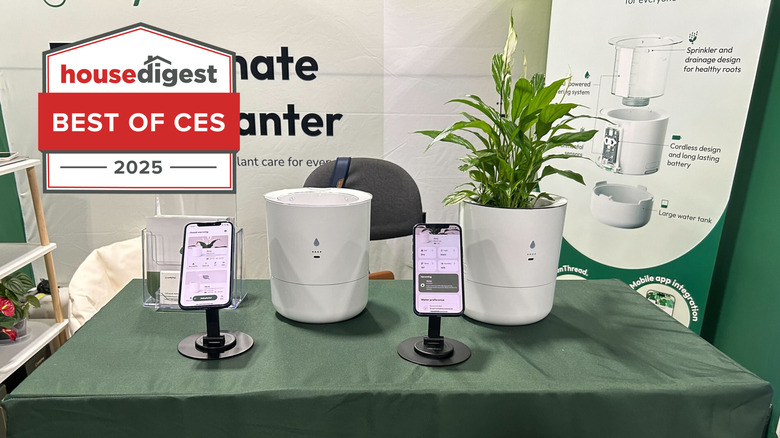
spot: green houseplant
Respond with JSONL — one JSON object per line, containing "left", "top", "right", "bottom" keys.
{"left": 418, "top": 15, "right": 599, "bottom": 325}
{"left": 0, "top": 272, "right": 40, "bottom": 342}
{"left": 419, "top": 16, "right": 597, "bottom": 208}
{"left": 196, "top": 239, "right": 219, "bottom": 249}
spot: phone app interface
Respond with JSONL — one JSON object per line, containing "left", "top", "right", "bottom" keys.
{"left": 414, "top": 225, "right": 463, "bottom": 314}
{"left": 180, "top": 223, "right": 232, "bottom": 307}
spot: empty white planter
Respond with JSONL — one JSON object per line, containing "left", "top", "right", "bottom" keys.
{"left": 460, "top": 197, "right": 567, "bottom": 325}
{"left": 265, "top": 188, "right": 371, "bottom": 323}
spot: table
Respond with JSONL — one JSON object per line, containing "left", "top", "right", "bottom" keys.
{"left": 1, "top": 279, "right": 772, "bottom": 437}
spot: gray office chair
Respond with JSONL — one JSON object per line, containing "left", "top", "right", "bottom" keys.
{"left": 304, "top": 157, "right": 425, "bottom": 279}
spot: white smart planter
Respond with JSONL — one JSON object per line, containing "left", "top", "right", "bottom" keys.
{"left": 460, "top": 197, "right": 567, "bottom": 325}
{"left": 601, "top": 107, "right": 669, "bottom": 175}
{"left": 264, "top": 188, "right": 371, "bottom": 323}
{"left": 590, "top": 181, "right": 654, "bottom": 229}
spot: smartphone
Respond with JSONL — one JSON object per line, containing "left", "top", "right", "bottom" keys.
{"left": 178, "top": 221, "right": 234, "bottom": 309}
{"left": 413, "top": 223, "right": 464, "bottom": 316}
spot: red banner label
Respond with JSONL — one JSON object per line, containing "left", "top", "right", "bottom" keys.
{"left": 38, "top": 92, "right": 239, "bottom": 152}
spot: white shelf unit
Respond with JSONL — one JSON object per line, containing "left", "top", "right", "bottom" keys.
{"left": 0, "top": 158, "right": 68, "bottom": 378}
{"left": 0, "top": 320, "right": 68, "bottom": 382}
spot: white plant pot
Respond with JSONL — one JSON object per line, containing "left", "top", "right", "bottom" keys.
{"left": 460, "top": 197, "right": 567, "bottom": 325}
{"left": 265, "top": 188, "right": 371, "bottom": 323}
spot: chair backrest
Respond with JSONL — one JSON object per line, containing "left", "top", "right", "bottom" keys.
{"left": 304, "top": 157, "right": 424, "bottom": 240}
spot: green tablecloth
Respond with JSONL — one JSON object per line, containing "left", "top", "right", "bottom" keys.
{"left": 2, "top": 279, "right": 772, "bottom": 437}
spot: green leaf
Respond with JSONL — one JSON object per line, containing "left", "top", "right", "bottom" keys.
{"left": 1, "top": 272, "right": 35, "bottom": 301}
{"left": 511, "top": 77, "right": 534, "bottom": 121}
{"left": 528, "top": 76, "right": 567, "bottom": 115}
{"left": 25, "top": 294, "right": 40, "bottom": 308}
{"left": 530, "top": 73, "right": 545, "bottom": 93}
{"left": 548, "top": 129, "right": 599, "bottom": 146}
{"left": 449, "top": 95, "right": 501, "bottom": 127}
{"left": 540, "top": 153, "right": 585, "bottom": 161}
{"left": 415, "top": 129, "right": 444, "bottom": 140}
{"left": 425, "top": 119, "right": 498, "bottom": 151}
{"left": 540, "top": 165, "right": 585, "bottom": 185}
{"left": 492, "top": 54, "right": 506, "bottom": 100}
{"left": 443, "top": 189, "right": 477, "bottom": 206}
{"left": 416, "top": 129, "right": 477, "bottom": 153}
{"left": 539, "top": 103, "right": 578, "bottom": 125}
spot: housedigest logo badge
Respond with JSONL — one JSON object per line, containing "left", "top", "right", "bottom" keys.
{"left": 39, "top": 23, "right": 239, "bottom": 192}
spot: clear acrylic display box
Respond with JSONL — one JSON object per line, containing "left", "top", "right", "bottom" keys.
{"left": 142, "top": 225, "right": 245, "bottom": 310}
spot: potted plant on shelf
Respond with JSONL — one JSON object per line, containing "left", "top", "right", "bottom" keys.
{"left": 0, "top": 272, "right": 40, "bottom": 342}
{"left": 418, "top": 16, "right": 598, "bottom": 325}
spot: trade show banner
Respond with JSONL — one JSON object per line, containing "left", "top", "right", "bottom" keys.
{"left": 1, "top": 1, "right": 547, "bottom": 282}
{"left": 544, "top": 0, "right": 771, "bottom": 332}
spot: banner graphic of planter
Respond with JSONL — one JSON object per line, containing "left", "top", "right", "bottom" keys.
{"left": 38, "top": 23, "right": 239, "bottom": 192}
{"left": 544, "top": 0, "right": 771, "bottom": 332}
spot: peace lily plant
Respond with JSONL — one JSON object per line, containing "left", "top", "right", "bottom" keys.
{"left": 418, "top": 16, "right": 598, "bottom": 208}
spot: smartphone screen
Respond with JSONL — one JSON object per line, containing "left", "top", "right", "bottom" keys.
{"left": 178, "top": 221, "right": 234, "bottom": 309}
{"left": 413, "top": 223, "right": 464, "bottom": 316}
{"left": 646, "top": 289, "right": 675, "bottom": 316}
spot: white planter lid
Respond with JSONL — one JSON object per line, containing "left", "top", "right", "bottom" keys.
{"left": 265, "top": 187, "right": 372, "bottom": 207}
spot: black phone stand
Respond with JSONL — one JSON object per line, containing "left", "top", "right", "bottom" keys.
{"left": 178, "top": 308, "right": 253, "bottom": 360}
{"left": 397, "top": 316, "right": 471, "bottom": 367}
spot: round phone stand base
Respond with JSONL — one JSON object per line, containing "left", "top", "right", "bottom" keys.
{"left": 414, "top": 339, "right": 454, "bottom": 358}
{"left": 178, "top": 330, "right": 254, "bottom": 360}
{"left": 397, "top": 336, "right": 471, "bottom": 367}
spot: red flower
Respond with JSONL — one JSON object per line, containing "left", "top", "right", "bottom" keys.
{"left": 0, "top": 297, "right": 14, "bottom": 317}
{"left": 1, "top": 328, "right": 17, "bottom": 342}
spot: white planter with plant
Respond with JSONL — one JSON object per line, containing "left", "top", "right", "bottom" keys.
{"left": 419, "top": 17, "right": 598, "bottom": 325}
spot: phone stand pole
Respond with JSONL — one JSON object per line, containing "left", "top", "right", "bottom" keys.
{"left": 178, "top": 308, "right": 254, "bottom": 360}
{"left": 397, "top": 315, "right": 471, "bottom": 367}
{"left": 413, "top": 316, "right": 453, "bottom": 358}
